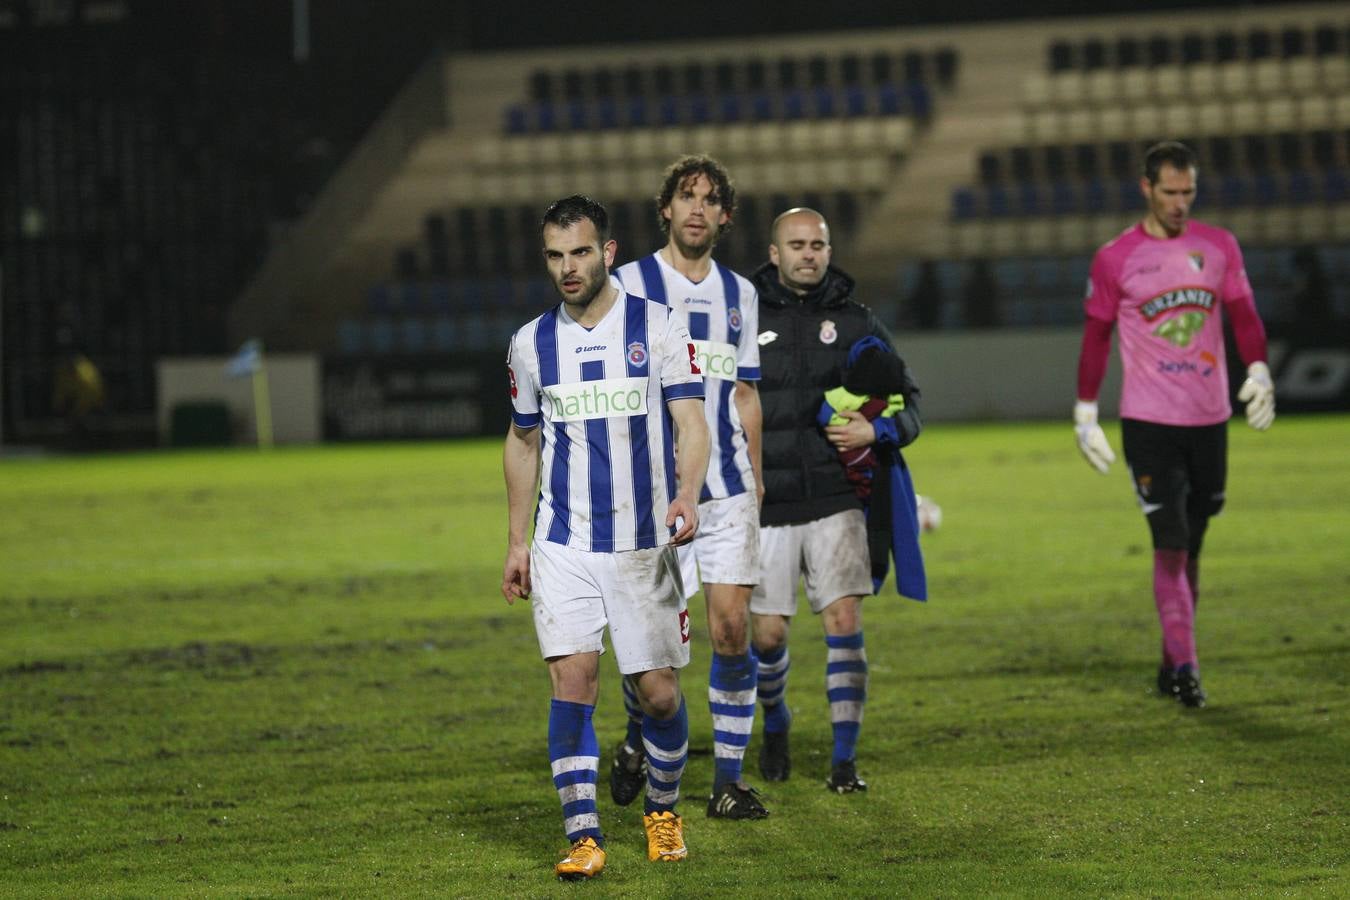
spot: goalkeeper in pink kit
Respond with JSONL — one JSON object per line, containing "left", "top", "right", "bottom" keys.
{"left": 1073, "top": 141, "right": 1275, "bottom": 708}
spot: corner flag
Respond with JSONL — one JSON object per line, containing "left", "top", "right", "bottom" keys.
{"left": 224, "top": 339, "right": 273, "bottom": 448}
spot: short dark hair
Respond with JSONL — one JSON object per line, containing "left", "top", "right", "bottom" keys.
{"left": 1142, "top": 141, "right": 1198, "bottom": 184}
{"left": 541, "top": 195, "right": 610, "bottom": 242}
{"left": 655, "top": 154, "right": 737, "bottom": 237}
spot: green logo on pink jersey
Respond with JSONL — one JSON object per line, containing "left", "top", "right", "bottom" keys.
{"left": 1153, "top": 311, "right": 1208, "bottom": 348}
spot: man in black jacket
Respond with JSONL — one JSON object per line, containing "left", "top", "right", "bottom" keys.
{"left": 749, "top": 207, "right": 921, "bottom": 793}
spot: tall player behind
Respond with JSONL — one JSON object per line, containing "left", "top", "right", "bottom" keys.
{"left": 502, "top": 196, "right": 709, "bottom": 878}
{"left": 1073, "top": 141, "right": 1275, "bottom": 708}
{"left": 613, "top": 155, "right": 768, "bottom": 820}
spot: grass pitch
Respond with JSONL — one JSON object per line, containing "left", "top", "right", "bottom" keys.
{"left": 1, "top": 416, "right": 1347, "bottom": 898}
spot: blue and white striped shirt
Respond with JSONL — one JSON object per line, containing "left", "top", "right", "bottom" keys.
{"left": 614, "top": 252, "right": 760, "bottom": 502}
{"left": 507, "top": 292, "right": 704, "bottom": 552}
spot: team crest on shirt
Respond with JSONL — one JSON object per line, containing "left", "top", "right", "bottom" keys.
{"left": 1188, "top": 252, "right": 1205, "bottom": 272}
{"left": 727, "top": 307, "right": 742, "bottom": 332}
{"left": 819, "top": 319, "right": 838, "bottom": 345}
{"left": 627, "top": 341, "right": 648, "bottom": 368}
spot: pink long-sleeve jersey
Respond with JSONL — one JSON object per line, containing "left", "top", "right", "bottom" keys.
{"left": 1080, "top": 221, "right": 1266, "bottom": 426}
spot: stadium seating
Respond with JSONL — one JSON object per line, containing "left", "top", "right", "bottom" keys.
{"left": 502, "top": 46, "right": 954, "bottom": 135}
{"left": 336, "top": 187, "right": 879, "bottom": 354}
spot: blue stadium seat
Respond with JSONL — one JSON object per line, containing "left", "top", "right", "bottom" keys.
{"left": 718, "top": 91, "right": 743, "bottom": 123}
{"left": 782, "top": 88, "right": 806, "bottom": 120}
{"left": 905, "top": 82, "right": 932, "bottom": 120}
{"left": 535, "top": 101, "right": 557, "bottom": 133}
{"left": 431, "top": 316, "right": 456, "bottom": 351}
{"left": 993, "top": 258, "right": 1027, "bottom": 293}
{"left": 368, "top": 317, "right": 395, "bottom": 354}
{"left": 1323, "top": 170, "right": 1349, "bottom": 203}
{"left": 1285, "top": 171, "right": 1316, "bottom": 205}
{"left": 400, "top": 317, "right": 428, "bottom": 353}
{"left": 426, "top": 282, "right": 451, "bottom": 314}
{"left": 504, "top": 104, "right": 528, "bottom": 134}
{"left": 367, "top": 283, "right": 394, "bottom": 314}
{"left": 985, "top": 184, "right": 1011, "bottom": 217}
{"left": 396, "top": 281, "right": 422, "bottom": 314}
{"left": 875, "top": 81, "right": 901, "bottom": 116}
{"left": 1217, "top": 173, "right": 1247, "bottom": 207}
{"left": 625, "top": 95, "right": 650, "bottom": 128}
{"left": 812, "top": 85, "right": 836, "bottom": 118}
{"left": 687, "top": 93, "right": 711, "bottom": 125}
{"left": 337, "top": 319, "right": 363, "bottom": 354}
{"left": 749, "top": 90, "right": 774, "bottom": 121}
{"left": 1117, "top": 178, "right": 1142, "bottom": 210}
{"left": 1082, "top": 178, "right": 1108, "bottom": 213}
{"left": 657, "top": 95, "right": 680, "bottom": 127}
{"left": 594, "top": 97, "right": 619, "bottom": 130}
{"left": 842, "top": 84, "right": 868, "bottom": 117}
{"left": 951, "top": 187, "right": 978, "bottom": 221}
{"left": 1050, "top": 180, "right": 1078, "bottom": 215}
{"left": 565, "top": 99, "right": 587, "bottom": 130}
{"left": 1016, "top": 182, "right": 1042, "bottom": 216}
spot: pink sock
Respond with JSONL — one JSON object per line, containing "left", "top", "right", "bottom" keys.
{"left": 1154, "top": 548, "right": 1196, "bottom": 670}
{"left": 1185, "top": 555, "right": 1200, "bottom": 610}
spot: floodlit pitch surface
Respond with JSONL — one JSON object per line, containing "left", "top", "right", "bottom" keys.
{"left": 2, "top": 417, "right": 1346, "bottom": 897}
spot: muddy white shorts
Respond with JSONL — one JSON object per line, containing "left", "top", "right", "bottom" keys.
{"left": 676, "top": 491, "right": 761, "bottom": 598}
{"left": 530, "top": 539, "right": 691, "bottom": 674}
{"left": 750, "top": 508, "right": 873, "bottom": 616}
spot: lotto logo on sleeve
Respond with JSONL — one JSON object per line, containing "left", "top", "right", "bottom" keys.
{"left": 679, "top": 609, "right": 690, "bottom": 644}
{"left": 691, "top": 339, "right": 738, "bottom": 381}
{"left": 541, "top": 377, "right": 649, "bottom": 421}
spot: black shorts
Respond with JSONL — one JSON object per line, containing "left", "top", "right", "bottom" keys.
{"left": 1120, "top": 418, "right": 1227, "bottom": 551}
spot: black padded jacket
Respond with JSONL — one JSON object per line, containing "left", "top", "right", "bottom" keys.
{"left": 750, "top": 262, "right": 921, "bottom": 527}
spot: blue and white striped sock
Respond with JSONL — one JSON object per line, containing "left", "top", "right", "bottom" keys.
{"left": 709, "top": 652, "right": 757, "bottom": 789}
{"left": 756, "top": 645, "right": 792, "bottom": 734}
{"left": 825, "top": 632, "right": 868, "bottom": 766}
{"left": 621, "top": 674, "right": 644, "bottom": 752}
{"left": 548, "top": 698, "right": 603, "bottom": 845}
{"left": 642, "top": 696, "right": 688, "bottom": 814}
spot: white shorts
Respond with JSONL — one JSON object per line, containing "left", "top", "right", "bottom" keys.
{"left": 676, "top": 491, "right": 762, "bottom": 598}
{"left": 530, "top": 540, "right": 691, "bottom": 675}
{"left": 750, "top": 508, "right": 873, "bottom": 616}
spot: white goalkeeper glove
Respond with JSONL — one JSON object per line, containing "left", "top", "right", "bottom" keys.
{"left": 1073, "top": 400, "right": 1116, "bottom": 475}
{"left": 1236, "top": 361, "right": 1275, "bottom": 431}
